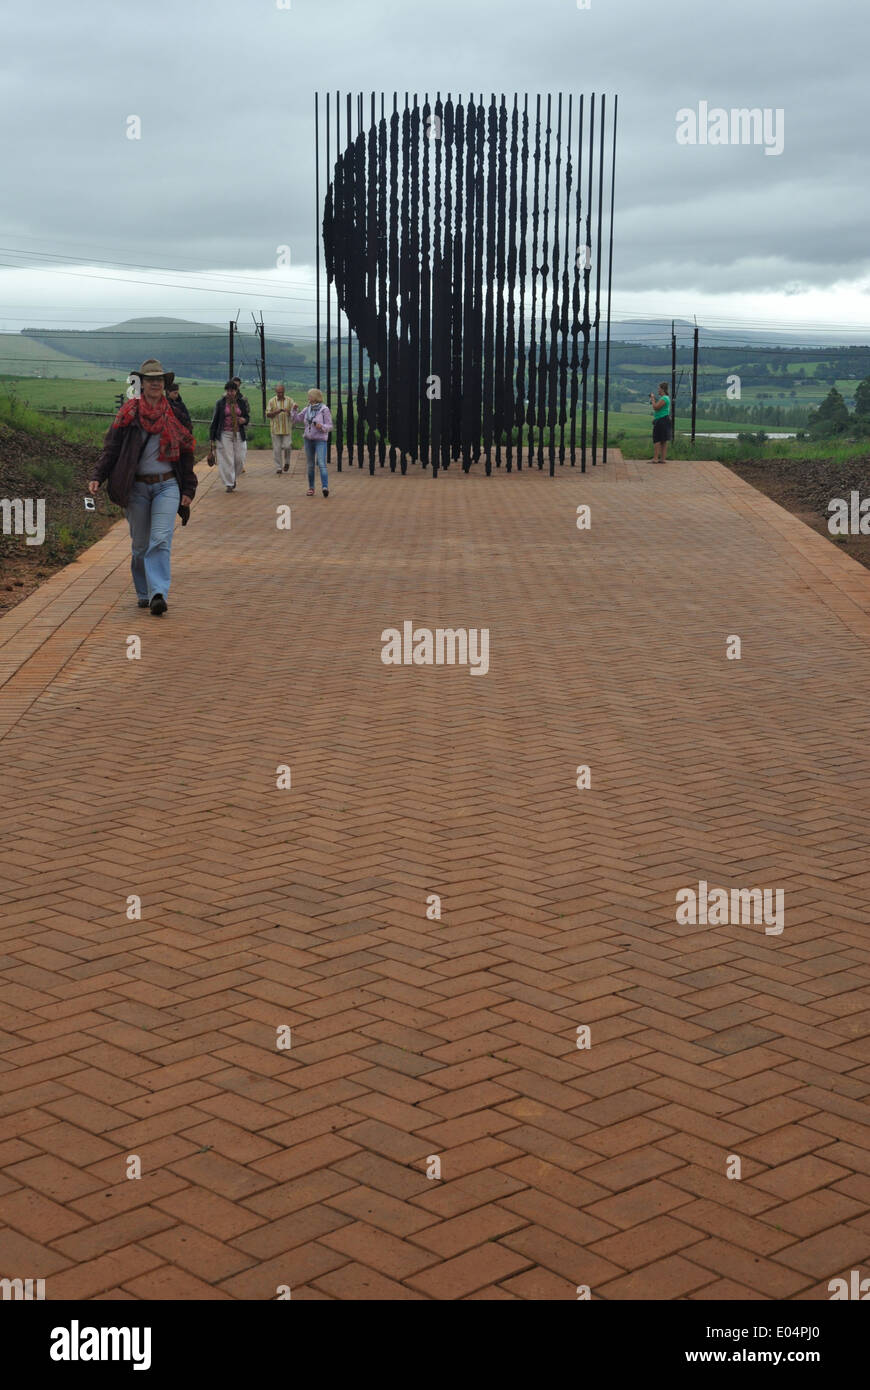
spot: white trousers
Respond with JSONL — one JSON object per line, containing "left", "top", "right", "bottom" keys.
{"left": 217, "top": 431, "right": 245, "bottom": 487}
{"left": 272, "top": 434, "right": 293, "bottom": 470}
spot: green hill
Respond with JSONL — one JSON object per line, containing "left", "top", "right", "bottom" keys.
{"left": 0, "top": 334, "right": 117, "bottom": 380}
{"left": 20, "top": 317, "right": 315, "bottom": 382}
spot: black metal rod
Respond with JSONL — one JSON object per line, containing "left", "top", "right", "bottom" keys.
{"left": 431, "top": 92, "right": 444, "bottom": 478}
{"left": 421, "top": 93, "right": 432, "bottom": 468}
{"left": 547, "top": 92, "right": 563, "bottom": 477}
{"left": 535, "top": 94, "right": 552, "bottom": 470}
{"left": 602, "top": 93, "right": 618, "bottom": 465}
{"left": 344, "top": 93, "right": 354, "bottom": 466}
{"left": 315, "top": 92, "right": 321, "bottom": 389}
{"left": 366, "top": 92, "right": 378, "bottom": 471}
{"left": 493, "top": 95, "right": 507, "bottom": 469}
{"left": 325, "top": 92, "right": 331, "bottom": 410}
{"left": 526, "top": 94, "right": 542, "bottom": 467}
{"left": 335, "top": 92, "right": 343, "bottom": 470}
{"left": 580, "top": 93, "right": 595, "bottom": 473}
{"left": 451, "top": 96, "right": 465, "bottom": 465}
{"left": 379, "top": 98, "right": 394, "bottom": 468}
{"left": 460, "top": 95, "right": 476, "bottom": 471}
{"left": 482, "top": 94, "right": 497, "bottom": 473}
{"left": 516, "top": 94, "right": 529, "bottom": 470}
{"left": 591, "top": 93, "right": 606, "bottom": 468}
{"left": 504, "top": 95, "right": 519, "bottom": 472}
{"left": 466, "top": 96, "right": 480, "bottom": 472}
{"left": 394, "top": 94, "right": 406, "bottom": 471}
{"left": 569, "top": 94, "right": 583, "bottom": 465}
{"left": 406, "top": 94, "right": 420, "bottom": 473}
{"left": 357, "top": 92, "right": 365, "bottom": 466}
{"left": 558, "top": 95, "right": 572, "bottom": 465}
{"left": 441, "top": 94, "right": 454, "bottom": 473}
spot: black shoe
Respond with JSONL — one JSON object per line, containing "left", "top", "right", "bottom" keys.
{"left": 283, "top": 462, "right": 290, "bottom": 472}
{"left": 322, "top": 489, "right": 329, "bottom": 497}
{"left": 150, "top": 594, "right": 167, "bottom": 616}
{"left": 226, "top": 484, "right": 234, "bottom": 492}
{"left": 137, "top": 598, "right": 149, "bottom": 608}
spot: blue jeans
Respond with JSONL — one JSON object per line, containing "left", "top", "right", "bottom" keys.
{"left": 304, "top": 438, "right": 328, "bottom": 490}
{"left": 126, "top": 477, "right": 180, "bottom": 600}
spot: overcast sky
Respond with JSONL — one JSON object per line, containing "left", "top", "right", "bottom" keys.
{"left": 2, "top": 0, "right": 869, "bottom": 340}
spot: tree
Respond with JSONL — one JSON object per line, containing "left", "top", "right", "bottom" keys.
{"left": 807, "top": 387, "right": 850, "bottom": 437}
{"left": 853, "top": 375, "right": 870, "bottom": 421}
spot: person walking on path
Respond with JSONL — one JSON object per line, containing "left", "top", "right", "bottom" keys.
{"left": 267, "top": 383, "right": 295, "bottom": 474}
{"left": 209, "top": 381, "right": 249, "bottom": 492}
{"left": 232, "top": 377, "right": 250, "bottom": 473}
{"left": 650, "top": 381, "right": 672, "bottom": 463}
{"left": 291, "top": 388, "right": 333, "bottom": 497}
{"left": 88, "top": 357, "right": 196, "bottom": 616}
{"left": 166, "top": 382, "right": 192, "bottom": 430}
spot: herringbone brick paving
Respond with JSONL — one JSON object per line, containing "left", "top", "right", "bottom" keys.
{"left": 1, "top": 449, "right": 870, "bottom": 1299}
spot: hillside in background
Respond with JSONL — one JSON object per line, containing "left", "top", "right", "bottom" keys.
{"left": 18, "top": 317, "right": 316, "bottom": 382}
{"left": 612, "top": 317, "right": 870, "bottom": 348}
{"left": 0, "top": 333, "right": 118, "bottom": 380}
{"left": 7, "top": 316, "right": 870, "bottom": 429}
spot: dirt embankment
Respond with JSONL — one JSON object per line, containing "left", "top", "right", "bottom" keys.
{"left": 724, "top": 455, "right": 870, "bottom": 572}
{"left": 0, "top": 422, "right": 122, "bottom": 615}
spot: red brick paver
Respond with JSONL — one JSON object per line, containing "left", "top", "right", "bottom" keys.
{"left": 1, "top": 452, "right": 870, "bottom": 1299}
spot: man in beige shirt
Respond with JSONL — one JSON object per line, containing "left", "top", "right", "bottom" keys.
{"left": 267, "top": 383, "right": 295, "bottom": 474}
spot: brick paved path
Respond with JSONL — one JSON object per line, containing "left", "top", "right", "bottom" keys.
{"left": 2, "top": 451, "right": 870, "bottom": 1300}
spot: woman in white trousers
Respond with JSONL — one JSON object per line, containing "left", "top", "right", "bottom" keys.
{"left": 208, "top": 381, "right": 250, "bottom": 492}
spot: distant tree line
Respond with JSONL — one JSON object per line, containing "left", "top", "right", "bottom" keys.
{"left": 808, "top": 378, "right": 870, "bottom": 436}
{"left": 710, "top": 401, "right": 810, "bottom": 427}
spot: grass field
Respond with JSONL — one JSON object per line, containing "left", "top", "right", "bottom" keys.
{"left": 0, "top": 376, "right": 317, "bottom": 450}
{"left": 0, "top": 334, "right": 118, "bottom": 380}
{"left": 3, "top": 375, "right": 869, "bottom": 469}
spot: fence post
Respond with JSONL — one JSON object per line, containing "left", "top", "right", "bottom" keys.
{"left": 670, "top": 320, "right": 676, "bottom": 441}
{"left": 691, "top": 319, "right": 699, "bottom": 443}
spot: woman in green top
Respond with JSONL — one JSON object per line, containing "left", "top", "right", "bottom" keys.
{"left": 650, "top": 381, "right": 671, "bottom": 463}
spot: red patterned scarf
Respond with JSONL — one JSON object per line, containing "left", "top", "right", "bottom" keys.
{"left": 111, "top": 394, "right": 193, "bottom": 463}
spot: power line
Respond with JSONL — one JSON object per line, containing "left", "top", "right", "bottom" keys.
{"left": 0, "top": 245, "right": 314, "bottom": 297}
{"left": 0, "top": 260, "right": 318, "bottom": 307}
{"left": 3, "top": 245, "right": 870, "bottom": 337}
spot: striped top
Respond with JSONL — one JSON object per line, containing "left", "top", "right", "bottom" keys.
{"left": 268, "top": 396, "right": 293, "bottom": 436}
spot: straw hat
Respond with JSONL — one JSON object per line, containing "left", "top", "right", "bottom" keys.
{"left": 132, "top": 357, "right": 175, "bottom": 389}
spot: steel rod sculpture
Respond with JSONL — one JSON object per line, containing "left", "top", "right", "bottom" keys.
{"left": 321, "top": 92, "right": 618, "bottom": 476}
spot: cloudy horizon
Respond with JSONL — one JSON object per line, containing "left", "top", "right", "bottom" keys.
{"left": 4, "top": 0, "right": 870, "bottom": 342}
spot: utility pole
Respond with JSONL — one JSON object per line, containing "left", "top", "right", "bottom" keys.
{"left": 229, "top": 319, "right": 235, "bottom": 379}
{"left": 671, "top": 319, "right": 677, "bottom": 440}
{"left": 257, "top": 311, "right": 267, "bottom": 421}
{"left": 691, "top": 317, "right": 699, "bottom": 442}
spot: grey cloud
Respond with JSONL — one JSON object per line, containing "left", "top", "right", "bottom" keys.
{"left": 2, "top": 0, "right": 869, "bottom": 311}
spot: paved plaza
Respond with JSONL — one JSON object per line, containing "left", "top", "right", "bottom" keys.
{"left": 1, "top": 451, "right": 870, "bottom": 1299}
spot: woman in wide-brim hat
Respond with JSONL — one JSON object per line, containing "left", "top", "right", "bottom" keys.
{"left": 88, "top": 358, "right": 197, "bottom": 616}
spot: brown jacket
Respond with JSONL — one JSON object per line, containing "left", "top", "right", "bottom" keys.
{"left": 93, "top": 419, "right": 198, "bottom": 510}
